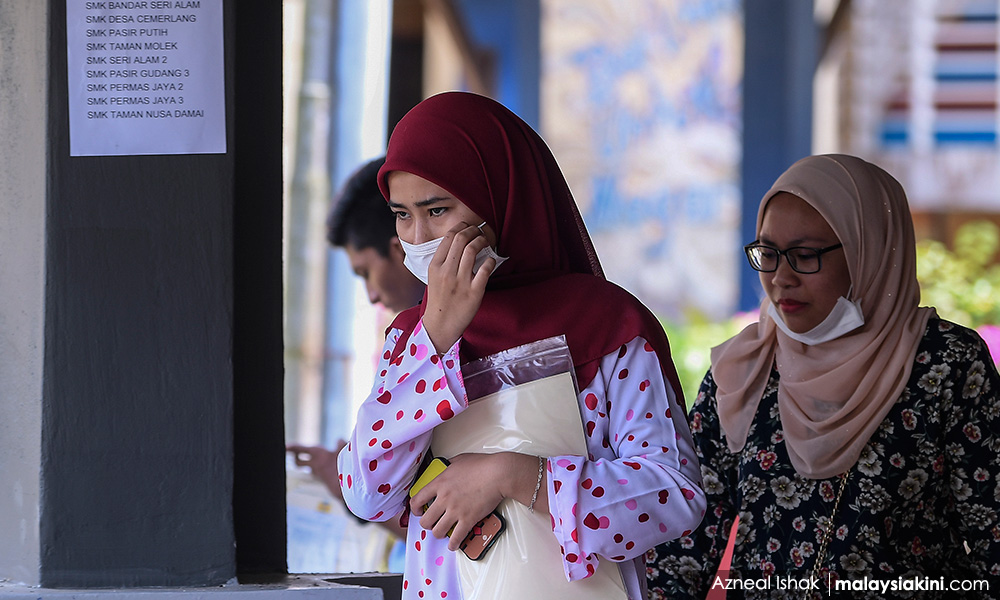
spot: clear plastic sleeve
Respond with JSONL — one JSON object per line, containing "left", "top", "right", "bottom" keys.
{"left": 432, "top": 336, "right": 626, "bottom": 600}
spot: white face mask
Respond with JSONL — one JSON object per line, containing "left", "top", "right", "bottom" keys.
{"left": 768, "top": 295, "right": 865, "bottom": 345}
{"left": 399, "top": 222, "right": 508, "bottom": 285}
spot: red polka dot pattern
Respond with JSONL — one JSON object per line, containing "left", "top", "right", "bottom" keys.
{"left": 339, "top": 327, "right": 704, "bottom": 600}
{"left": 542, "top": 335, "right": 705, "bottom": 588}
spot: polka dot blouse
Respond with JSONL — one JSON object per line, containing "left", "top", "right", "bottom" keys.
{"left": 339, "top": 319, "right": 706, "bottom": 600}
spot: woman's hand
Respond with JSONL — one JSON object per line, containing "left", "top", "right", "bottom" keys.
{"left": 409, "top": 452, "right": 546, "bottom": 551}
{"left": 421, "top": 222, "right": 496, "bottom": 354}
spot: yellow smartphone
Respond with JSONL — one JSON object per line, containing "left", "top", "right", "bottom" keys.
{"left": 409, "top": 456, "right": 506, "bottom": 561}
{"left": 410, "top": 457, "right": 450, "bottom": 504}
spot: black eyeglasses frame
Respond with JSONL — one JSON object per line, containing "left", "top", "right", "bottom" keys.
{"left": 743, "top": 242, "right": 844, "bottom": 274}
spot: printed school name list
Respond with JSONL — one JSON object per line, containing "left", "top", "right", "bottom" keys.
{"left": 68, "top": 0, "right": 226, "bottom": 156}
{"left": 83, "top": 2, "right": 202, "bottom": 119}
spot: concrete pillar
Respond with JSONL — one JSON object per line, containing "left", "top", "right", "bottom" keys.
{"left": 0, "top": 1, "right": 48, "bottom": 586}
{"left": 0, "top": 0, "right": 286, "bottom": 587}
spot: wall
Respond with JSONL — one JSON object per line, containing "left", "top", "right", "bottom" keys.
{"left": 542, "top": 0, "right": 744, "bottom": 320}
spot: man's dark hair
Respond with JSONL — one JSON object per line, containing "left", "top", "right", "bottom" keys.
{"left": 327, "top": 156, "right": 396, "bottom": 256}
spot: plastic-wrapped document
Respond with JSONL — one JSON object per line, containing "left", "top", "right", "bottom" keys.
{"left": 432, "top": 336, "right": 627, "bottom": 600}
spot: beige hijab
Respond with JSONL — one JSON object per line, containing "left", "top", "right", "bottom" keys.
{"left": 713, "top": 154, "right": 936, "bottom": 479}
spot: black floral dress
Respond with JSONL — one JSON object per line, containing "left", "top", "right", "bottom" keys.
{"left": 647, "top": 319, "right": 1000, "bottom": 599}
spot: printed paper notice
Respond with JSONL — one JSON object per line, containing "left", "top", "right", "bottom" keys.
{"left": 67, "top": 0, "right": 226, "bottom": 156}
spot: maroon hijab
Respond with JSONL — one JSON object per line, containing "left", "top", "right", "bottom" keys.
{"left": 378, "top": 92, "right": 682, "bottom": 402}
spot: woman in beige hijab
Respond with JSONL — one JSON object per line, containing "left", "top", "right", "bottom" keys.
{"left": 647, "top": 154, "right": 1000, "bottom": 598}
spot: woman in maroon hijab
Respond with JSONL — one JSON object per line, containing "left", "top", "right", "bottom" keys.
{"left": 338, "top": 92, "right": 704, "bottom": 600}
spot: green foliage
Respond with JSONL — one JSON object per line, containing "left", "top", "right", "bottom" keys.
{"left": 661, "top": 312, "right": 753, "bottom": 406}
{"left": 916, "top": 220, "right": 1000, "bottom": 328}
{"left": 662, "top": 219, "right": 1000, "bottom": 404}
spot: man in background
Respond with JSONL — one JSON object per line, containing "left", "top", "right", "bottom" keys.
{"left": 287, "top": 156, "right": 423, "bottom": 548}
{"left": 326, "top": 156, "right": 424, "bottom": 314}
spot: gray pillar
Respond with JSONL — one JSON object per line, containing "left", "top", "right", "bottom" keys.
{"left": 39, "top": 0, "right": 236, "bottom": 587}
{"left": 0, "top": 0, "right": 286, "bottom": 587}
{"left": 0, "top": 1, "right": 48, "bottom": 586}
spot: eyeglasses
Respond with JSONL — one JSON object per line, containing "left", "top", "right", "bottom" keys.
{"left": 744, "top": 242, "right": 843, "bottom": 274}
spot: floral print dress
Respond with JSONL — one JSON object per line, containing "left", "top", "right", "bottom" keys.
{"left": 647, "top": 319, "right": 1000, "bottom": 599}
{"left": 339, "top": 319, "right": 706, "bottom": 600}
